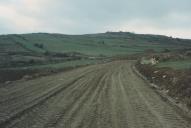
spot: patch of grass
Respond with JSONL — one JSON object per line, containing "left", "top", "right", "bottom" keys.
{"left": 0, "top": 59, "right": 106, "bottom": 83}
{"left": 5, "top": 59, "right": 103, "bottom": 70}
{"left": 156, "top": 60, "right": 191, "bottom": 69}
{"left": 29, "top": 59, "right": 101, "bottom": 69}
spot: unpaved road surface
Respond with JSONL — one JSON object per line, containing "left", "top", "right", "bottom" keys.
{"left": 0, "top": 61, "right": 191, "bottom": 128}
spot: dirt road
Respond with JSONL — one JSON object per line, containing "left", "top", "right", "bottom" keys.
{"left": 0, "top": 61, "right": 190, "bottom": 128}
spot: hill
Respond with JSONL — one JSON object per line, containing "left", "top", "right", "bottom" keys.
{"left": 0, "top": 32, "right": 191, "bottom": 68}
{"left": 0, "top": 32, "right": 191, "bottom": 82}
{"left": 1, "top": 32, "right": 191, "bottom": 56}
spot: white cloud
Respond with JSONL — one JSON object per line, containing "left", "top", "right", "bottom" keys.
{"left": 0, "top": 0, "right": 190, "bottom": 38}
{"left": 0, "top": 1, "right": 42, "bottom": 32}
{"left": 115, "top": 19, "right": 191, "bottom": 39}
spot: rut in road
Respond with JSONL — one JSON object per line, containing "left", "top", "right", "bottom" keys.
{"left": 0, "top": 61, "right": 191, "bottom": 128}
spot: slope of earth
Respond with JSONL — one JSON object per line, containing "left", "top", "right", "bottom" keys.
{"left": 0, "top": 34, "right": 93, "bottom": 69}
{"left": 0, "top": 35, "right": 37, "bottom": 68}
{"left": 0, "top": 61, "right": 190, "bottom": 128}
{"left": 1, "top": 32, "right": 191, "bottom": 56}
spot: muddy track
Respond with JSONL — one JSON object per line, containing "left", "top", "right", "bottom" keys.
{"left": 0, "top": 61, "right": 190, "bottom": 128}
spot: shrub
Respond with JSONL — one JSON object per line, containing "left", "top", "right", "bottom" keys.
{"left": 34, "top": 43, "right": 44, "bottom": 49}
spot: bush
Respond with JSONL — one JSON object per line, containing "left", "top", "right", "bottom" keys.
{"left": 34, "top": 43, "right": 44, "bottom": 49}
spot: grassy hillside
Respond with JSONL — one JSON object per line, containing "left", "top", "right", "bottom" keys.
{"left": 0, "top": 31, "right": 191, "bottom": 69}
{"left": 156, "top": 59, "right": 191, "bottom": 69}
{"left": 0, "top": 35, "right": 31, "bottom": 53}
{"left": 1, "top": 32, "right": 191, "bottom": 56}
{"left": 1, "top": 32, "right": 191, "bottom": 82}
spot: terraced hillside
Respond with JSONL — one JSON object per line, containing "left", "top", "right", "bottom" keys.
{"left": 1, "top": 32, "right": 191, "bottom": 56}
{"left": 0, "top": 35, "right": 30, "bottom": 53}
{"left": 0, "top": 61, "right": 190, "bottom": 128}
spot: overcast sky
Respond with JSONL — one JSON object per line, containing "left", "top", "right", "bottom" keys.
{"left": 0, "top": 0, "right": 191, "bottom": 38}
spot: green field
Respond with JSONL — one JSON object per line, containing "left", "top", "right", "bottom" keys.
{"left": 156, "top": 60, "right": 191, "bottom": 69}
{"left": 1, "top": 32, "right": 191, "bottom": 70}
{"left": 25, "top": 59, "right": 104, "bottom": 69}
{"left": 5, "top": 59, "right": 105, "bottom": 70}
{"left": 1, "top": 32, "right": 191, "bottom": 57}
{"left": 1, "top": 32, "right": 191, "bottom": 83}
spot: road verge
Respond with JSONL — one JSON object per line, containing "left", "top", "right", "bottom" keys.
{"left": 132, "top": 64, "right": 191, "bottom": 120}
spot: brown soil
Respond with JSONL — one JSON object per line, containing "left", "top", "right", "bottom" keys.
{"left": 0, "top": 61, "right": 190, "bottom": 128}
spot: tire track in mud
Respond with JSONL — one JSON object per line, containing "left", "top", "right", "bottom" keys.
{"left": 73, "top": 67, "right": 114, "bottom": 128}
{"left": 60, "top": 74, "right": 107, "bottom": 127}
{"left": 110, "top": 64, "right": 130, "bottom": 128}
{"left": 0, "top": 76, "right": 82, "bottom": 128}
{"left": 0, "top": 67, "right": 90, "bottom": 107}
{"left": 20, "top": 64, "right": 113, "bottom": 128}
{"left": 0, "top": 66, "right": 100, "bottom": 128}
{"left": 4, "top": 65, "right": 108, "bottom": 128}
{"left": 119, "top": 65, "right": 163, "bottom": 128}
{"left": 45, "top": 65, "right": 113, "bottom": 128}
{"left": 7, "top": 70, "right": 96, "bottom": 128}
{"left": 1, "top": 61, "right": 191, "bottom": 128}
{"left": 43, "top": 68, "right": 107, "bottom": 128}
{"left": 43, "top": 77, "right": 94, "bottom": 128}
{"left": 121, "top": 63, "right": 191, "bottom": 128}
{"left": 95, "top": 70, "right": 114, "bottom": 128}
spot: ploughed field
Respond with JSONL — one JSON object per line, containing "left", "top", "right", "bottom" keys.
{"left": 0, "top": 61, "right": 190, "bottom": 128}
